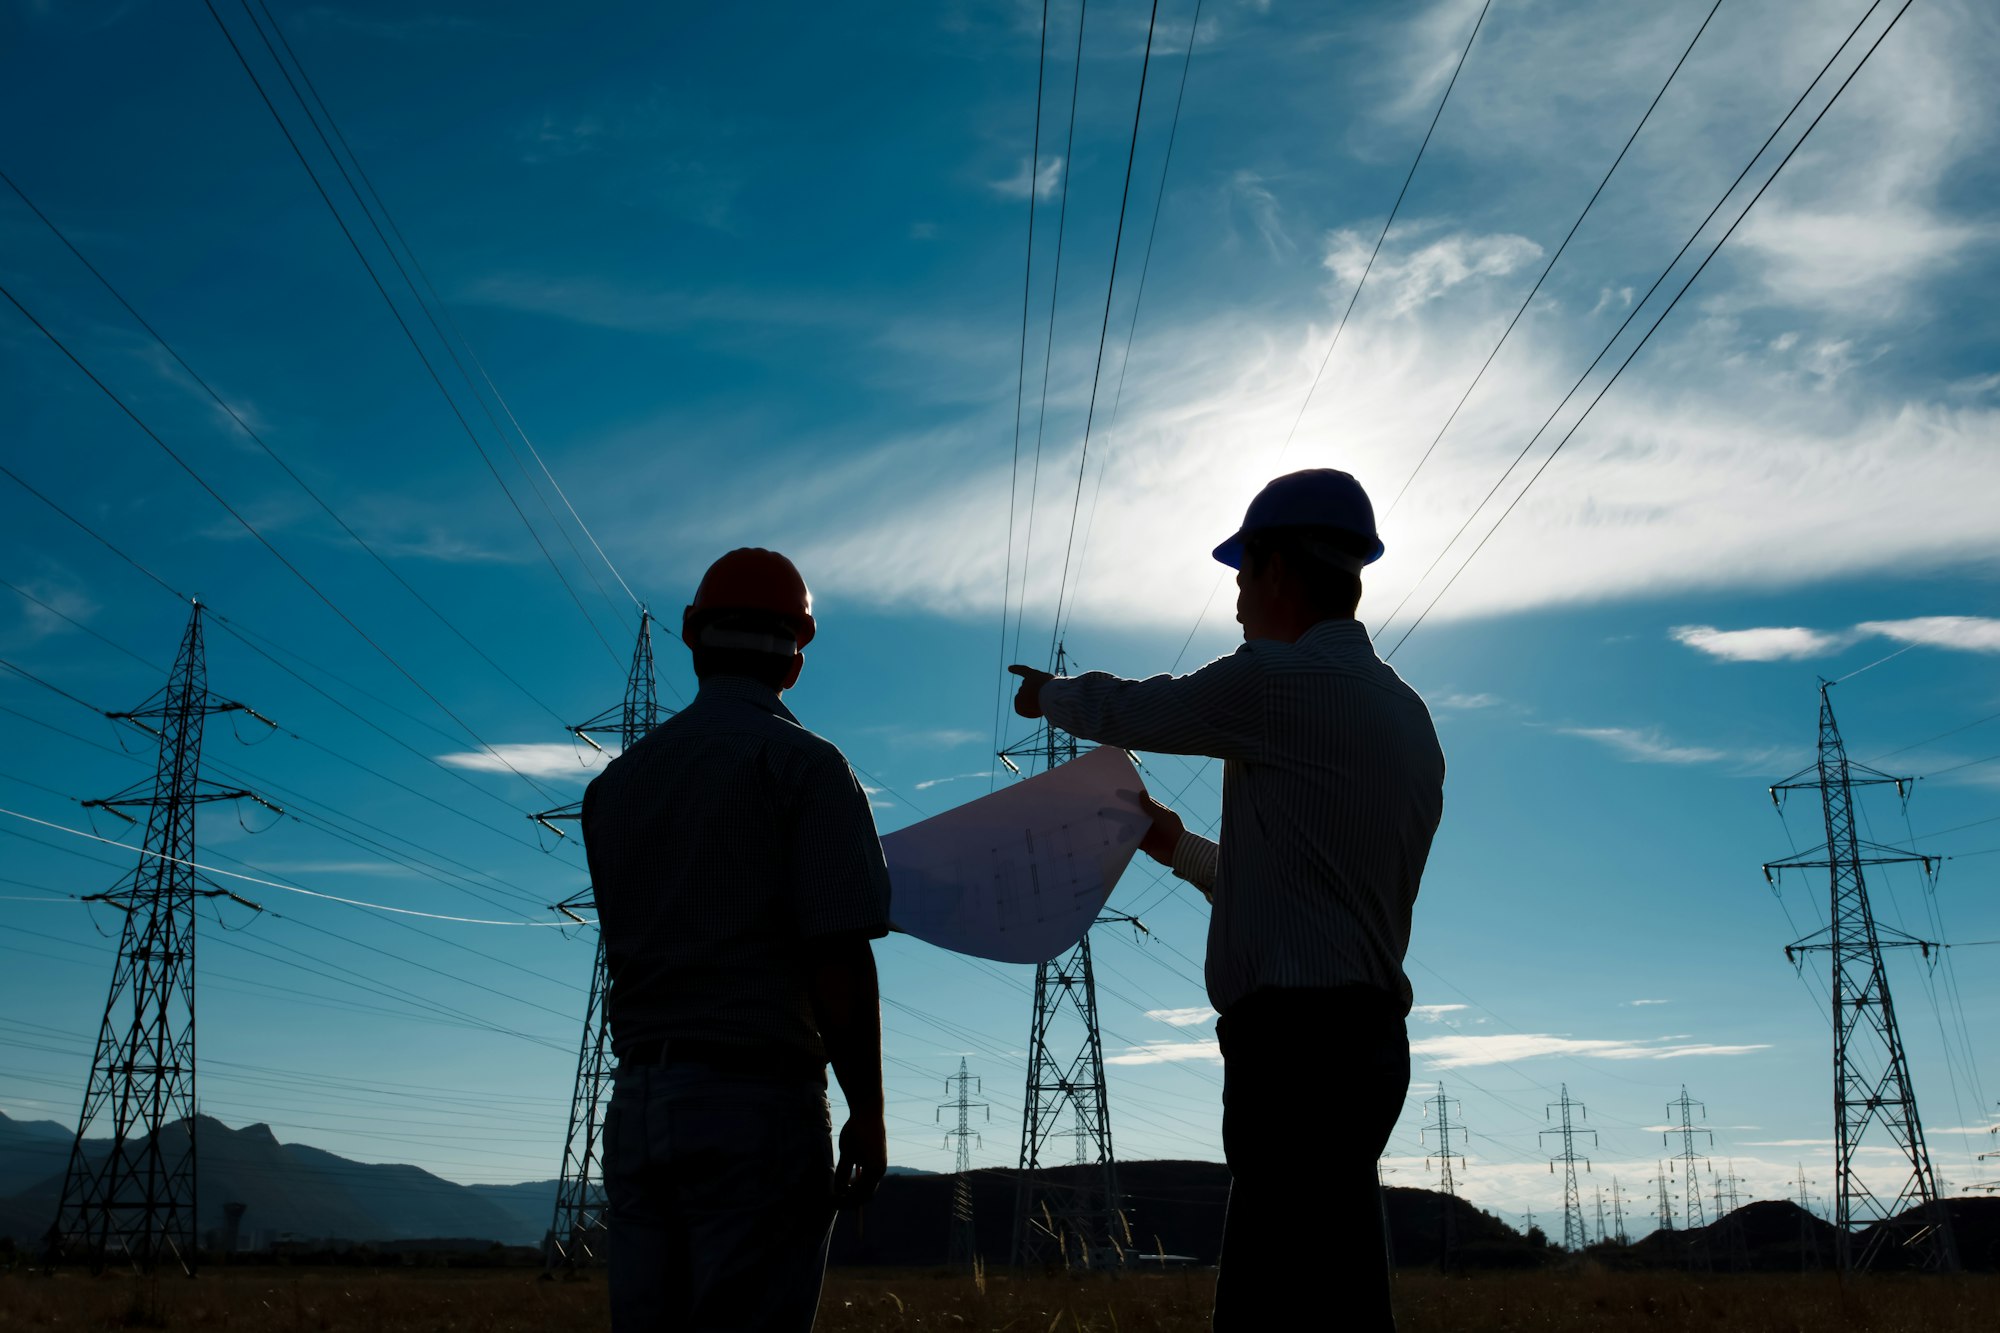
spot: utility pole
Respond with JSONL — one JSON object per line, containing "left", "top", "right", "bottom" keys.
{"left": 53, "top": 601, "right": 277, "bottom": 1271}
{"left": 1611, "top": 1175, "right": 1628, "bottom": 1245}
{"left": 533, "top": 611, "right": 665, "bottom": 1270}
{"left": 938, "top": 1058, "right": 989, "bottom": 1269}
{"left": 1007, "top": 643, "right": 1128, "bottom": 1269}
{"left": 1664, "top": 1086, "right": 1712, "bottom": 1271}
{"left": 1540, "top": 1084, "right": 1595, "bottom": 1251}
{"left": 1763, "top": 681, "right": 1958, "bottom": 1272}
{"left": 1421, "top": 1084, "right": 1465, "bottom": 1267}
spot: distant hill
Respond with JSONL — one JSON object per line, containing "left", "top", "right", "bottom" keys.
{"left": 0, "top": 1110, "right": 74, "bottom": 1196}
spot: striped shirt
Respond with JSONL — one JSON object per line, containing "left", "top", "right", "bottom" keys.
{"left": 582, "top": 675, "right": 892, "bottom": 1069}
{"left": 1038, "top": 619, "right": 1444, "bottom": 1015}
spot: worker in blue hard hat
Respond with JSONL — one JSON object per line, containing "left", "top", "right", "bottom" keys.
{"left": 1011, "top": 469, "right": 1444, "bottom": 1332}
{"left": 585, "top": 548, "right": 891, "bottom": 1333}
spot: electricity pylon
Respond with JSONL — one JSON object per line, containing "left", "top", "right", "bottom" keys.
{"left": 533, "top": 611, "right": 665, "bottom": 1270}
{"left": 1611, "top": 1175, "right": 1629, "bottom": 1245}
{"left": 1794, "top": 1162, "right": 1824, "bottom": 1269}
{"left": 1421, "top": 1084, "right": 1466, "bottom": 1267}
{"left": 1006, "top": 643, "right": 1128, "bottom": 1269}
{"left": 1763, "top": 681, "right": 1958, "bottom": 1272}
{"left": 1664, "top": 1086, "right": 1712, "bottom": 1271}
{"left": 1711, "top": 1160, "right": 1750, "bottom": 1271}
{"left": 1594, "top": 1187, "right": 1608, "bottom": 1245}
{"left": 938, "top": 1058, "right": 989, "bottom": 1268}
{"left": 1655, "top": 1161, "right": 1675, "bottom": 1233}
{"left": 53, "top": 601, "right": 277, "bottom": 1271}
{"left": 1540, "top": 1084, "right": 1595, "bottom": 1250}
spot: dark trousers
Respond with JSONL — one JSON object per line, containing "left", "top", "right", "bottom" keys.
{"left": 1214, "top": 986, "right": 1410, "bottom": 1332}
{"left": 604, "top": 1061, "right": 835, "bottom": 1333}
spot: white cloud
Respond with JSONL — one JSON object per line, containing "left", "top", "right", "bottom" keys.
{"left": 1143, "top": 1006, "right": 1218, "bottom": 1028}
{"left": 1322, "top": 226, "right": 1542, "bottom": 316}
{"left": 1431, "top": 692, "right": 1501, "bottom": 711}
{"left": 1105, "top": 1038, "right": 1221, "bottom": 1066}
{"left": 990, "top": 154, "right": 1062, "bottom": 201}
{"left": 1409, "top": 1033, "right": 1771, "bottom": 1070}
{"left": 1855, "top": 616, "right": 2000, "bottom": 654}
{"left": 436, "top": 743, "right": 615, "bottom": 779}
{"left": 1409, "top": 1003, "right": 1468, "bottom": 1022}
{"left": 1623, "top": 999, "right": 1670, "bottom": 1007}
{"left": 1557, "top": 727, "right": 1728, "bottom": 766}
{"left": 1671, "top": 624, "right": 1854, "bottom": 661}
{"left": 913, "top": 771, "right": 996, "bottom": 791}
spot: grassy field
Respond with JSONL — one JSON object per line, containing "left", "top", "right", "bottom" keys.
{"left": 2, "top": 1267, "right": 1997, "bottom": 1331}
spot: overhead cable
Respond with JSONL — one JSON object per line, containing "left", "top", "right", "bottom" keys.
{"left": 1380, "top": 0, "right": 1727, "bottom": 516}
{"left": 200, "top": 0, "right": 626, "bottom": 666}
{"left": 1045, "top": 0, "right": 1165, "bottom": 661}
{"left": 1380, "top": 0, "right": 1916, "bottom": 660}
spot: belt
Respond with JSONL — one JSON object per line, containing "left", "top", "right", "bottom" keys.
{"left": 618, "top": 1038, "right": 822, "bottom": 1082}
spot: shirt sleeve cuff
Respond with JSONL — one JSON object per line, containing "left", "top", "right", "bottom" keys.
{"left": 1171, "top": 831, "right": 1219, "bottom": 891}
{"left": 1037, "top": 676, "right": 1078, "bottom": 727}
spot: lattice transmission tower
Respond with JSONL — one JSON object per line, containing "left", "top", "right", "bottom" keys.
{"left": 939, "top": 1058, "right": 989, "bottom": 1268}
{"left": 1540, "top": 1084, "right": 1595, "bottom": 1251}
{"left": 1655, "top": 1161, "right": 1675, "bottom": 1234}
{"left": 532, "top": 611, "right": 665, "bottom": 1270}
{"left": 53, "top": 601, "right": 277, "bottom": 1271}
{"left": 1005, "top": 644, "right": 1131, "bottom": 1268}
{"left": 1421, "top": 1084, "right": 1466, "bottom": 1267}
{"left": 1664, "top": 1086, "right": 1712, "bottom": 1270}
{"left": 1711, "top": 1159, "right": 1750, "bottom": 1271}
{"left": 1611, "top": 1175, "right": 1628, "bottom": 1245}
{"left": 1762, "top": 681, "right": 1958, "bottom": 1272}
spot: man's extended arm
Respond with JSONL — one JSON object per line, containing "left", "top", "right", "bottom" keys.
{"left": 806, "top": 938, "right": 886, "bottom": 1209}
{"left": 1138, "top": 786, "right": 1217, "bottom": 901}
{"left": 1009, "top": 650, "right": 1265, "bottom": 761}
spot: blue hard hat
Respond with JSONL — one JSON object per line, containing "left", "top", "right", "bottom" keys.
{"left": 1212, "top": 469, "right": 1385, "bottom": 570}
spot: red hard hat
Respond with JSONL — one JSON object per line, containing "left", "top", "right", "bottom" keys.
{"left": 683, "top": 548, "right": 816, "bottom": 652}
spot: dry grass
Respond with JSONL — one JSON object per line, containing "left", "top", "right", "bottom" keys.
{"left": 1, "top": 1267, "right": 1995, "bottom": 1331}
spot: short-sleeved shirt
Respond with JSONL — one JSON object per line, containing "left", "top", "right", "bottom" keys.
{"left": 581, "top": 675, "right": 892, "bottom": 1069}
{"left": 1038, "top": 618, "right": 1444, "bottom": 1015}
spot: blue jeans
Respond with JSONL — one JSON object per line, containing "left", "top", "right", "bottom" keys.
{"left": 605, "top": 1061, "right": 835, "bottom": 1333}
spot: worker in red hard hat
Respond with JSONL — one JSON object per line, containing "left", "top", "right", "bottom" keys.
{"left": 584, "top": 547, "right": 891, "bottom": 1333}
{"left": 1010, "top": 470, "right": 1444, "bottom": 1333}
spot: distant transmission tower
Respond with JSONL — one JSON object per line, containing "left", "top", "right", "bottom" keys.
{"left": 1711, "top": 1160, "right": 1750, "bottom": 1271}
{"left": 1763, "top": 681, "right": 1958, "bottom": 1272}
{"left": 938, "top": 1058, "right": 989, "bottom": 1268}
{"left": 53, "top": 601, "right": 277, "bottom": 1271}
{"left": 533, "top": 611, "right": 665, "bottom": 1270}
{"left": 1664, "top": 1086, "right": 1712, "bottom": 1270}
{"left": 1794, "top": 1162, "right": 1823, "bottom": 1269}
{"left": 1540, "top": 1084, "right": 1595, "bottom": 1251}
{"left": 1007, "top": 643, "right": 1128, "bottom": 1269}
{"left": 1594, "top": 1186, "right": 1607, "bottom": 1245}
{"left": 1655, "top": 1161, "right": 1675, "bottom": 1233}
{"left": 1422, "top": 1084, "right": 1466, "bottom": 1267}
{"left": 1611, "top": 1175, "right": 1629, "bottom": 1245}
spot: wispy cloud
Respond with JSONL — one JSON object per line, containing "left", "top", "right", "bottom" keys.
{"left": 1143, "top": 1006, "right": 1218, "bottom": 1028}
{"left": 1856, "top": 616, "right": 2000, "bottom": 654}
{"left": 1431, "top": 692, "right": 1501, "bottom": 711}
{"left": 436, "top": 743, "right": 615, "bottom": 780}
{"left": 1323, "top": 225, "right": 1541, "bottom": 316}
{"left": 1556, "top": 727, "right": 1729, "bottom": 766}
{"left": 913, "top": 771, "right": 995, "bottom": 791}
{"left": 1623, "top": 999, "right": 1670, "bottom": 1007}
{"left": 989, "top": 154, "right": 1062, "bottom": 201}
{"left": 1409, "top": 1003, "right": 1469, "bottom": 1022}
{"left": 1105, "top": 1038, "right": 1221, "bottom": 1066}
{"left": 1410, "top": 1033, "right": 1771, "bottom": 1069}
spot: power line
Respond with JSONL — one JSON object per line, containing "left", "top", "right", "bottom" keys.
{"left": 1380, "top": 0, "right": 1727, "bottom": 516}
{"left": 199, "top": 0, "right": 626, "bottom": 667}
{"left": 1057, "top": 0, "right": 1205, "bottom": 648}
{"left": 1008, "top": 0, "right": 1092, "bottom": 670}
{"left": 0, "top": 280, "right": 569, "bottom": 803}
{"left": 1378, "top": 0, "right": 1910, "bottom": 660}
{"left": 0, "top": 167, "right": 574, "bottom": 729}
{"left": 1045, "top": 0, "right": 1164, "bottom": 659}
{"left": 251, "top": 0, "right": 645, "bottom": 618}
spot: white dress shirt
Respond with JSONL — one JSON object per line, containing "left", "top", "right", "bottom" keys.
{"left": 1038, "top": 619, "right": 1444, "bottom": 1014}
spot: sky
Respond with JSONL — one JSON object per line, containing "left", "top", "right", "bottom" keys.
{"left": 1, "top": 0, "right": 1997, "bottom": 1241}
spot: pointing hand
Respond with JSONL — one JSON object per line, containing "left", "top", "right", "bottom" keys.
{"left": 1007, "top": 664, "right": 1053, "bottom": 719}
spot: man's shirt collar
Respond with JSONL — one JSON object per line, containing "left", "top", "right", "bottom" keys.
{"left": 694, "top": 674, "right": 799, "bottom": 725}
